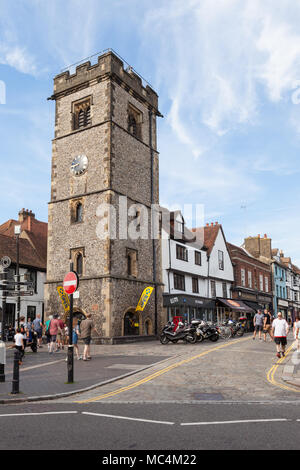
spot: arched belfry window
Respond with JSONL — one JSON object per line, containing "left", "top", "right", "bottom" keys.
{"left": 71, "top": 199, "right": 84, "bottom": 224}
{"left": 76, "top": 203, "right": 83, "bottom": 223}
{"left": 76, "top": 252, "right": 83, "bottom": 276}
{"left": 72, "top": 98, "right": 92, "bottom": 130}
{"left": 70, "top": 247, "right": 85, "bottom": 277}
{"left": 127, "top": 104, "right": 142, "bottom": 139}
{"left": 128, "top": 114, "right": 137, "bottom": 137}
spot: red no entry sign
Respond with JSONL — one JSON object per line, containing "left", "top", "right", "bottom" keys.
{"left": 63, "top": 271, "right": 79, "bottom": 295}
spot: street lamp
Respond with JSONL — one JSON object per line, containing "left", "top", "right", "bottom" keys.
{"left": 14, "top": 225, "right": 21, "bottom": 328}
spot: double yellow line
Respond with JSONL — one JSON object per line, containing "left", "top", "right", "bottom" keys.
{"left": 75, "top": 337, "right": 250, "bottom": 404}
{"left": 266, "top": 344, "right": 300, "bottom": 393}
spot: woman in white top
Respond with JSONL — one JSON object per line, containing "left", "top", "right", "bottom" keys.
{"left": 14, "top": 328, "right": 24, "bottom": 364}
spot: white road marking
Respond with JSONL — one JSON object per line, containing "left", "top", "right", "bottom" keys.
{"left": 0, "top": 411, "right": 78, "bottom": 418}
{"left": 5, "top": 359, "right": 65, "bottom": 373}
{"left": 181, "top": 418, "right": 290, "bottom": 426}
{"left": 82, "top": 411, "right": 174, "bottom": 425}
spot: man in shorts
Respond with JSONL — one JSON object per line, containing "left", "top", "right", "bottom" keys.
{"left": 272, "top": 311, "right": 289, "bottom": 359}
{"left": 33, "top": 314, "right": 44, "bottom": 348}
{"left": 80, "top": 313, "right": 96, "bottom": 361}
{"left": 253, "top": 309, "right": 264, "bottom": 340}
{"left": 49, "top": 314, "right": 61, "bottom": 354}
{"left": 263, "top": 309, "right": 273, "bottom": 342}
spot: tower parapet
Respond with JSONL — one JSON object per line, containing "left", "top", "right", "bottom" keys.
{"left": 52, "top": 50, "right": 159, "bottom": 113}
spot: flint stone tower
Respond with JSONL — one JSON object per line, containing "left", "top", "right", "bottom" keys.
{"left": 45, "top": 50, "right": 163, "bottom": 343}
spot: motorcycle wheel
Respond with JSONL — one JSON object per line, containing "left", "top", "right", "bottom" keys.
{"left": 219, "top": 328, "right": 231, "bottom": 340}
{"left": 196, "top": 334, "right": 204, "bottom": 342}
{"left": 236, "top": 329, "right": 244, "bottom": 337}
{"left": 160, "top": 334, "right": 170, "bottom": 345}
{"left": 186, "top": 333, "right": 197, "bottom": 344}
{"left": 209, "top": 334, "right": 219, "bottom": 342}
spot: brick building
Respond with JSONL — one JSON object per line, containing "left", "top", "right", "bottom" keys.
{"left": 227, "top": 242, "right": 272, "bottom": 328}
{"left": 45, "top": 50, "right": 163, "bottom": 343}
{"left": 0, "top": 209, "right": 47, "bottom": 327}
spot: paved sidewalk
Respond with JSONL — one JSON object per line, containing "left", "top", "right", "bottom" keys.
{"left": 281, "top": 341, "right": 300, "bottom": 387}
{"left": 0, "top": 341, "right": 173, "bottom": 404}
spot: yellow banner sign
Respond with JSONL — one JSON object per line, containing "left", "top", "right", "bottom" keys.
{"left": 57, "top": 286, "right": 70, "bottom": 313}
{"left": 136, "top": 286, "right": 154, "bottom": 312}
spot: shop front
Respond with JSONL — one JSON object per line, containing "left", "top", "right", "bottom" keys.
{"left": 163, "top": 294, "right": 216, "bottom": 324}
{"left": 216, "top": 298, "right": 255, "bottom": 330}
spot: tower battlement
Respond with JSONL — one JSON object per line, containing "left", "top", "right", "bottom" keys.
{"left": 53, "top": 50, "right": 159, "bottom": 111}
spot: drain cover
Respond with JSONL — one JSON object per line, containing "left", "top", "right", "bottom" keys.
{"left": 192, "top": 393, "right": 224, "bottom": 401}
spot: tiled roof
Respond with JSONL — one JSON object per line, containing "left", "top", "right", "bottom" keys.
{"left": 0, "top": 233, "right": 46, "bottom": 270}
{"left": 0, "top": 212, "right": 47, "bottom": 270}
{"left": 227, "top": 242, "right": 270, "bottom": 268}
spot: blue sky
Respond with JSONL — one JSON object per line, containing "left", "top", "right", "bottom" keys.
{"left": 0, "top": 0, "right": 300, "bottom": 264}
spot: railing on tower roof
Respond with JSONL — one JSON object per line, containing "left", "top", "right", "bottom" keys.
{"left": 60, "top": 48, "right": 154, "bottom": 90}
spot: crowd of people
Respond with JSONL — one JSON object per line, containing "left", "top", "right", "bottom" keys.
{"left": 12, "top": 312, "right": 95, "bottom": 365}
{"left": 253, "top": 308, "right": 300, "bottom": 359}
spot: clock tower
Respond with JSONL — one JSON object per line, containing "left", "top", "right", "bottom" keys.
{"left": 45, "top": 50, "right": 163, "bottom": 342}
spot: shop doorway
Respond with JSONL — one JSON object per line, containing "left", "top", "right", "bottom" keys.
{"left": 124, "top": 310, "right": 140, "bottom": 336}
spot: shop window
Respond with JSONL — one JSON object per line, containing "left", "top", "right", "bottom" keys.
{"left": 27, "top": 306, "right": 36, "bottom": 321}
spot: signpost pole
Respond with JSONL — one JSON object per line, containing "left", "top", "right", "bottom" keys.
{"left": 67, "top": 262, "right": 74, "bottom": 384}
{"left": 1, "top": 268, "right": 7, "bottom": 342}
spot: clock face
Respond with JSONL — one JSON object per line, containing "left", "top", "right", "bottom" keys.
{"left": 71, "top": 155, "right": 88, "bottom": 176}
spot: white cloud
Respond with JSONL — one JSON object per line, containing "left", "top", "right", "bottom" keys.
{"left": 0, "top": 44, "right": 37, "bottom": 75}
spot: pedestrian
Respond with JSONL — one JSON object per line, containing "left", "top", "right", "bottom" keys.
{"left": 25, "top": 317, "right": 33, "bottom": 345}
{"left": 65, "top": 318, "right": 82, "bottom": 361}
{"left": 64, "top": 324, "right": 69, "bottom": 345}
{"left": 33, "top": 314, "right": 44, "bottom": 348}
{"left": 293, "top": 316, "right": 300, "bottom": 352}
{"left": 56, "top": 316, "right": 65, "bottom": 350}
{"left": 263, "top": 309, "right": 273, "bottom": 342}
{"left": 19, "top": 316, "right": 27, "bottom": 354}
{"left": 253, "top": 309, "right": 265, "bottom": 340}
{"left": 272, "top": 311, "right": 289, "bottom": 359}
{"left": 80, "top": 313, "right": 96, "bottom": 361}
{"left": 49, "top": 314, "right": 61, "bottom": 354}
{"left": 45, "top": 315, "right": 53, "bottom": 351}
{"left": 14, "top": 327, "right": 24, "bottom": 364}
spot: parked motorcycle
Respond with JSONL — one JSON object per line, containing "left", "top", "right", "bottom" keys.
{"left": 160, "top": 321, "right": 197, "bottom": 344}
{"left": 191, "top": 320, "right": 220, "bottom": 342}
{"left": 223, "top": 319, "right": 245, "bottom": 337}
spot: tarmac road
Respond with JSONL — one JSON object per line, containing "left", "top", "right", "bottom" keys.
{"left": 1, "top": 334, "right": 300, "bottom": 451}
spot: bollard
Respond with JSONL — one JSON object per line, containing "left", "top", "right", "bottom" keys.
{"left": 67, "top": 344, "right": 74, "bottom": 383}
{"left": 11, "top": 350, "right": 20, "bottom": 394}
{"left": 0, "top": 340, "right": 5, "bottom": 382}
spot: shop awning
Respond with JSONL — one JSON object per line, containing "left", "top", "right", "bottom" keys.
{"left": 217, "top": 298, "right": 254, "bottom": 313}
{"left": 243, "top": 301, "right": 263, "bottom": 312}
